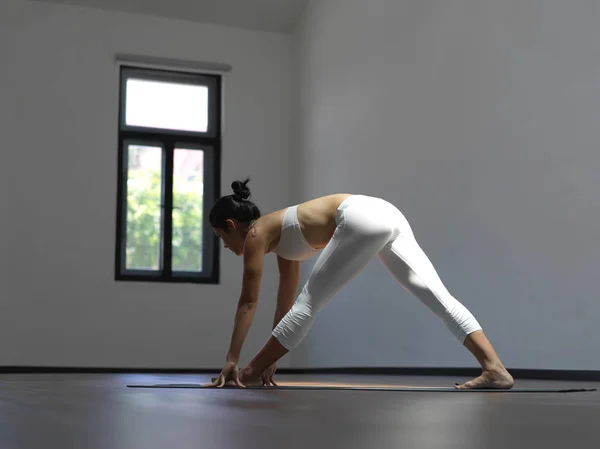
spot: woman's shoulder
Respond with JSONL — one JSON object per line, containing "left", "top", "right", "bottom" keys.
{"left": 244, "top": 210, "right": 285, "bottom": 254}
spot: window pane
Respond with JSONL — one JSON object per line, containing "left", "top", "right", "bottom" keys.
{"left": 125, "top": 78, "right": 208, "bottom": 132}
{"left": 126, "top": 145, "right": 163, "bottom": 271}
{"left": 172, "top": 148, "right": 204, "bottom": 272}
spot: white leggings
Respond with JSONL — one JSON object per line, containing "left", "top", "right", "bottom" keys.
{"left": 272, "top": 195, "right": 482, "bottom": 350}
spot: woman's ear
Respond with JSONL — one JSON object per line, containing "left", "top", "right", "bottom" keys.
{"left": 225, "top": 219, "right": 236, "bottom": 233}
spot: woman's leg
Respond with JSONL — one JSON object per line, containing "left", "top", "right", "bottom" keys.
{"left": 378, "top": 220, "right": 513, "bottom": 389}
{"left": 272, "top": 197, "right": 396, "bottom": 350}
{"left": 243, "top": 197, "right": 397, "bottom": 381}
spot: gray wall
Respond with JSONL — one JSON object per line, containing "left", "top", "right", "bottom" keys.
{"left": 2, "top": 0, "right": 598, "bottom": 372}
{"left": 0, "top": 8, "right": 11, "bottom": 333}
{"left": 0, "top": 0, "right": 293, "bottom": 368}
{"left": 290, "top": 0, "right": 600, "bottom": 370}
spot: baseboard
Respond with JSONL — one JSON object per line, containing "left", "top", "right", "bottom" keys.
{"left": 1, "top": 366, "right": 599, "bottom": 381}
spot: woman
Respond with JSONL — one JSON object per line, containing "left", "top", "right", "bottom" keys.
{"left": 205, "top": 179, "right": 514, "bottom": 389}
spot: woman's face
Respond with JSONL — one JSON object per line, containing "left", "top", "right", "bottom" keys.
{"left": 213, "top": 219, "right": 245, "bottom": 256}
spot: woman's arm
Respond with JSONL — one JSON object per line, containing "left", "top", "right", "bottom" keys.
{"left": 225, "top": 231, "right": 266, "bottom": 364}
{"left": 238, "top": 257, "right": 300, "bottom": 383}
{"left": 272, "top": 256, "right": 300, "bottom": 329}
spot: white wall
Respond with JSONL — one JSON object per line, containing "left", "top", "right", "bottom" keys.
{"left": 0, "top": 0, "right": 292, "bottom": 368}
{"left": 290, "top": 0, "right": 600, "bottom": 370}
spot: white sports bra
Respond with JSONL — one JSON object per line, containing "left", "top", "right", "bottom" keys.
{"left": 273, "top": 205, "right": 321, "bottom": 261}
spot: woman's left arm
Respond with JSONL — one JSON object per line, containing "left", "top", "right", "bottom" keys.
{"left": 225, "top": 231, "right": 266, "bottom": 365}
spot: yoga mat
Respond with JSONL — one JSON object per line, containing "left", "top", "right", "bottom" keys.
{"left": 127, "top": 381, "right": 597, "bottom": 393}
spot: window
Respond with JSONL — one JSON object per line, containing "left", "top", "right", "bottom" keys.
{"left": 115, "top": 67, "right": 221, "bottom": 283}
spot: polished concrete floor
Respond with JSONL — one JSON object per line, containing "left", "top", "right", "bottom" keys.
{"left": 0, "top": 373, "right": 598, "bottom": 449}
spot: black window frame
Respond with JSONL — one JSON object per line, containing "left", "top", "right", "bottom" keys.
{"left": 115, "top": 66, "right": 221, "bottom": 284}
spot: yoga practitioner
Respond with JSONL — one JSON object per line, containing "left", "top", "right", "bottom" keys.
{"left": 205, "top": 179, "right": 514, "bottom": 389}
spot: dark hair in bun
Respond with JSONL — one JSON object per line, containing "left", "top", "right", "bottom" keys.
{"left": 209, "top": 178, "right": 261, "bottom": 230}
{"left": 231, "top": 179, "right": 251, "bottom": 200}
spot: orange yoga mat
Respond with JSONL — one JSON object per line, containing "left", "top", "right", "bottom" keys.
{"left": 127, "top": 379, "right": 597, "bottom": 393}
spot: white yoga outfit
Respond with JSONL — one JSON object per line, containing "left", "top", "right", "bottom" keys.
{"left": 271, "top": 195, "right": 482, "bottom": 350}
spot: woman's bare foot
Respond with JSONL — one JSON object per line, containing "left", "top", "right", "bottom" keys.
{"left": 457, "top": 330, "right": 515, "bottom": 389}
{"left": 239, "top": 367, "right": 263, "bottom": 387}
{"left": 455, "top": 366, "right": 514, "bottom": 389}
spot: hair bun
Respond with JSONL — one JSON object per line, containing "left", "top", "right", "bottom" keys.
{"left": 231, "top": 178, "right": 251, "bottom": 200}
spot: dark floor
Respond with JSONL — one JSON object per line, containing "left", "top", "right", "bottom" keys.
{"left": 0, "top": 373, "right": 598, "bottom": 449}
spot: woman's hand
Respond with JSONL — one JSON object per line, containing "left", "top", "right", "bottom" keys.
{"left": 203, "top": 362, "right": 245, "bottom": 388}
{"left": 261, "top": 363, "right": 278, "bottom": 386}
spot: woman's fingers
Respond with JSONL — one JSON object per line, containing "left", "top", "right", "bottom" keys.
{"left": 201, "top": 374, "right": 223, "bottom": 388}
{"left": 234, "top": 375, "right": 246, "bottom": 388}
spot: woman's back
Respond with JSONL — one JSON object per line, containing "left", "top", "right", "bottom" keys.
{"left": 261, "top": 193, "right": 353, "bottom": 254}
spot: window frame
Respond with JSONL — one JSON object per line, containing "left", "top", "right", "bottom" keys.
{"left": 115, "top": 66, "right": 221, "bottom": 284}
